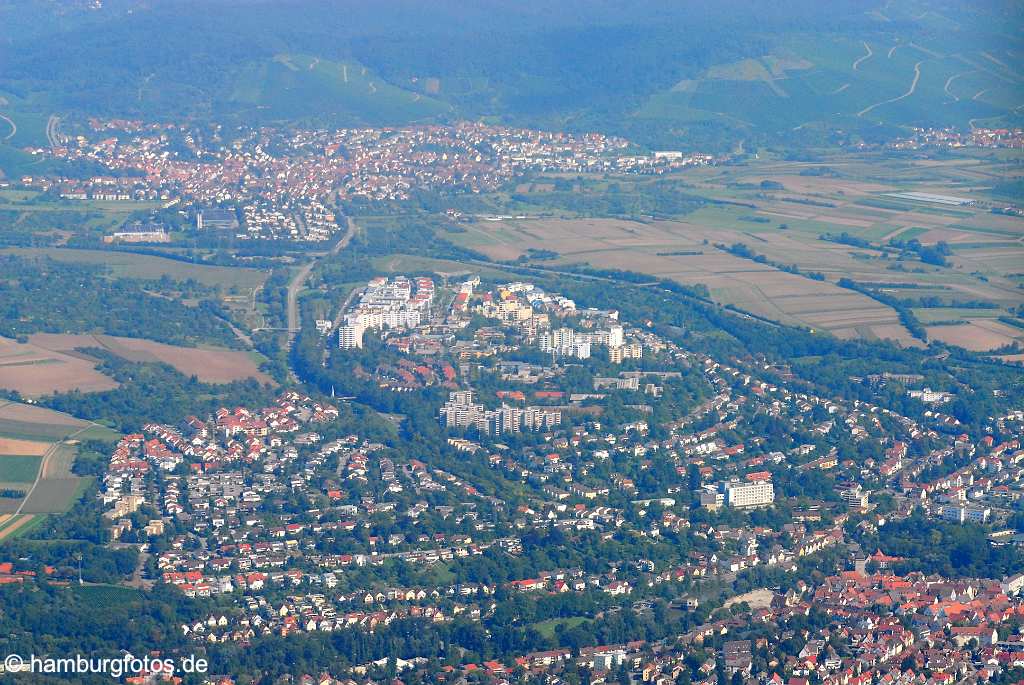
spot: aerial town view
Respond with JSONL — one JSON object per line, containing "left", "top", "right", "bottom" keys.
{"left": 0, "top": 1, "right": 1022, "bottom": 684}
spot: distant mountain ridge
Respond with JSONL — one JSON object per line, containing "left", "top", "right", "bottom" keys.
{"left": 0, "top": 0, "right": 1020, "bottom": 153}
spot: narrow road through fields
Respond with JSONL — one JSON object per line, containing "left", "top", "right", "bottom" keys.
{"left": 45, "top": 114, "right": 61, "bottom": 149}
{"left": 12, "top": 422, "right": 97, "bottom": 516}
{"left": 0, "top": 113, "right": 15, "bottom": 140}
{"left": 858, "top": 60, "right": 923, "bottom": 117}
{"left": 852, "top": 42, "right": 873, "bottom": 71}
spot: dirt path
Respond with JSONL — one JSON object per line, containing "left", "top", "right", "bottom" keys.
{"left": 944, "top": 71, "right": 973, "bottom": 101}
{"left": 0, "top": 113, "right": 15, "bottom": 140}
{"left": 858, "top": 60, "right": 923, "bottom": 117}
{"left": 852, "top": 42, "right": 873, "bottom": 71}
{"left": 45, "top": 114, "right": 61, "bottom": 149}
{"left": 12, "top": 422, "right": 100, "bottom": 517}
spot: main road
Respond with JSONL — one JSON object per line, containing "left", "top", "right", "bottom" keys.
{"left": 285, "top": 217, "right": 358, "bottom": 344}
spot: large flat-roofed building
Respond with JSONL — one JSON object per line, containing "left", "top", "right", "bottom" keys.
{"left": 700, "top": 478, "right": 775, "bottom": 510}
{"left": 939, "top": 504, "right": 990, "bottom": 524}
{"left": 724, "top": 480, "right": 774, "bottom": 508}
{"left": 104, "top": 221, "right": 170, "bottom": 243}
{"left": 197, "top": 208, "right": 240, "bottom": 231}
{"left": 884, "top": 192, "right": 974, "bottom": 206}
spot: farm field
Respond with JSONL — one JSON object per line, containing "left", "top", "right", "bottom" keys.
{"left": 456, "top": 215, "right": 917, "bottom": 344}
{"left": 457, "top": 151, "right": 1024, "bottom": 349}
{"left": 0, "top": 436, "right": 51, "bottom": 456}
{"left": 926, "top": 319, "right": 1024, "bottom": 352}
{"left": 0, "top": 335, "right": 121, "bottom": 397}
{"left": 372, "top": 254, "right": 517, "bottom": 281}
{"left": 0, "top": 247, "right": 269, "bottom": 292}
{"left": 0, "top": 400, "right": 113, "bottom": 516}
{"left": 17, "top": 477, "right": 88, "bottom": 514}
{"left": 0, "top": 513, "right": 39, "bottom": 541}
{"left": 0, "top": 399, "right": 98, "bottom": 439}
{"left": 912, "top": 308, "right": 1001, "bottom": 324}
{"left": 0, "top": 187, "right": 162, "bottom": 237}
{"left": 28, "top": 333, "right": 274, "bottom": 384}
{"left": 0, "top": 333, "right": 273, "bottom": 397}
{"left": 0, "top": 455, "right": 42, "bottom": 483}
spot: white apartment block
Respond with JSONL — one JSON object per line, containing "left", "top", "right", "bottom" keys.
{"left": 939, "top": 504, "right": 990, "bottom": 524}
{"left": 338, "top": 275, "right": 434, "bottom": 348}
{"left": 338, "top": 324, "right": 364, "bottom": 349}
{"left": 723, "top": 480, "right": 775, "bottom": 508}
{"left": 440, "top": 391, "right": 561, "bottom": 436}
{"left": 538, "top": 328, "right": 591, "bottom": 359}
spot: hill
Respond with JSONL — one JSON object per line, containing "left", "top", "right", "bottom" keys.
{"left": 227, "top": 54, "right": 450, "bottom": 126}
{"left": 0, "top": 0, "right": 1020, "bottom": 154}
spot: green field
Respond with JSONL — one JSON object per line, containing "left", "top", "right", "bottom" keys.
{"left": 0, "top": 419, "right": 77, "bottom": 442}
{"left": 0, "top": 455, "right": 42, "bottom": 483}
{"left": 1, "top": 247, "right": 269, "bottom": 291}
{"left": 371, "top": 253, "right": 516, "bottom": 281}
{"left": 533, "top": 616, "right": 591, "bottom": 639}
{"left": 634, "top": 28, "right": 1022, "bottom": 140}
{"left": 0, "top": 191, "right": 160, "bottom": 237}
{"left": 231, "top": 53, "right": 450, "bottom": 126}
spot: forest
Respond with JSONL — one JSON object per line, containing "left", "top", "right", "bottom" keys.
{"left": 0, "top": 255, "right": 241, "bottom": 348}
{"left": 39, "top": 350, "right": 276, "bottom": 431}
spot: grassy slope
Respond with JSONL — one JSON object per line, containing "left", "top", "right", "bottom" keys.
{"left": 229, "top": 54, "right": 451, "bottom": 126}
{"left": 634, "top": 31, "right": 1022, "bottom": 139}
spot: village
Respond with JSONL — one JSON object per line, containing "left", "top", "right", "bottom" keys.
{"left": 4, "top": 275, "right": 1015, "bottom": 685}
{"left": 19, "top": 120, "right": 715, "bottom": 242}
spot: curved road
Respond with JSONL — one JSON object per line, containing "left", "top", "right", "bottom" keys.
{"left": 45, "top": 114, "right": 63, "bottom": 149}
{"left": 0, "top": 113, "right": 15, "bottom": 140}
{"left": 858, "top": 60, "right": 923, "bottom": 117}
{"left": 852, "top": 41, "right": 873, "bottom": 71}
{"left": 286, "top": 217, "right": 358, "bottom": 344}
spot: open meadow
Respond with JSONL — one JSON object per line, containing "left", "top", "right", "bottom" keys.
{"left": 0, "top": 246, "right": 270, "bottom": 292}
{"left": 455, "top": 151, "right": 1024, "bottom": 350}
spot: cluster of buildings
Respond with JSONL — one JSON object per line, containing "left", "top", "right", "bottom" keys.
{"left": 440, "top": 390, "right": 562, "bottom": 436}
{"left": 338, "top": 276, "right": 434, "bottom": 349}
{"left": 699, "top": 475, "right": 776, "bottom": 510}
{"left": 99, "top": 392, "right": 340, "bottom": 544}
{"left": 887, "top": 126, "right": 1024, "bottom": 151}
{"left": 25, "top": 269, "right": 1021, "bottom": 684}
{"left": 27, "top": 119, "right": 716, "bottom": 242}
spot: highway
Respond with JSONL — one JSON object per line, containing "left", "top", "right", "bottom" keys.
{"left": 285, "top": 217, "right": 358, "bottom": 345}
